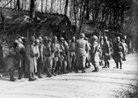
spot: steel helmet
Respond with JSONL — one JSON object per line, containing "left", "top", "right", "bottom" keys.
{"left": 92, "top": 35, "right": 98, "bottom": 41}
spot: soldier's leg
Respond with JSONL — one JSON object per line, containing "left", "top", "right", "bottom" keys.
{"left": 70, "top": 54, "right": 73, "bottom": 71}
{"left": 119, "top": 58, "right": 122, "bottom": 69}
{"left": 9, "top": 68, "right": 16, "bottom": 81}
{"left": 52, "top": 57, "right": 58, "bottom": 76}
{"left": 75, "top": 55, "right": 80, "bottom": 73}
{"left": 29, "top": 73, "right": 34, "bottom": 81}
{"left": 92, "top": 59, "right": 99, "bottom": 72}
{"left": 107, "top": 60, "right": 110, "bottom": 68}
{"left": 18, "top": 67, "right": 23, "bottom": 79}
{"left": 45, "top": 57, "right": 52, "bottom": 77}
{"left": 63, "top": 60, "right": 67, "bottom": 74}
{"left": 71, "top": 54, "right": 76, "bottom": 71}
{"left": 115, "top": 60, "right": 119, "bottom": 69}
{"left": 37, "top": 59, "right": 42, "bottom": 78}
{"left": 57, "top": 59, "right": 62, "bottom": 74}
{"left": 82, "top": 55, "right": 86, "bottom": 73}
{"left": 49, "top": 57, "right": 53, "bottom": 75}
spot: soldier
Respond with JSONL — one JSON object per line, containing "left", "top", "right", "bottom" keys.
{"left": 75, "top": 33, "right": 89, "bottom": 73}
{"left": 102, "top": 36, "right": 110, "bottom": 68}
{"left": 59, "top": 37, "right": 69, "bottom": 74}
{"left": 25, "top": 36, "right": 37, "bottom": 81}
{"left": 37, "top": 36, "right": 44, "bottom": 78}
{"left": 43, "top": 37, "right": 52, "bottom": 77}
{"left": 51, "top": 36, "right": 60, "bottom": 76}
{"left": 112, "top": 36, "right": 124, "bottom": 69}
{"left": 34, "top": 39, "right": 40, "bottom": 77}
{"left": 85, "top": 37, "right": 91, "bottom": 68}
{"left": 90, "top": 35, "right": 100, "bottom": 72}
{"left": 5, "top": 40, "right": 18, "bottom": 81}
{"left": 121, "top": 39, "right": 127, "bottom": 61}
{"left": 69, "top": 36, "right": 76, "bottom": 71}
{"left": 16, "top": 38, "right": 26, "bottom": 79}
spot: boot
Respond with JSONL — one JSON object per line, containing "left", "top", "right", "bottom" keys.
{"left": 38, "top": 72, "right": 43, "bottom": 78}
{"left": 18, "top": 68, "right": 23, "bottom": 79}
{"left": 82, "top": 67, "right": 86, "bottom": 73}
{"left": 52, "top": 69, "right": 56, "bottom": 76}
{"left": 29, "top": 73, "right": 35, "bottom": 81}
{"left": 92, "top": 67, "right": 99, "bottom": 72}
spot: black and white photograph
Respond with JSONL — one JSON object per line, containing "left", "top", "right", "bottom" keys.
{"left": 0, "top": 0, "right": 137, "bottom": 98}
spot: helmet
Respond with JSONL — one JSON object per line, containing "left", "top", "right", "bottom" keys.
{"left": 48, "top": 38, "right": 52, "bottom": 41}
{"left": 53, "top": 36, "right": 57, "bottom": 41}
{"left": 92, "top": 35, "right": 98, "bottom": 41}
{"left": 14, "top": 39, "right": 19, "bottom": 43}
{"left": 116, "top": 36, "right": 120, "bottom": 41}
{"left": 36, "top": 39, "right": 40, "bottom": 43}
{"left": 18, "top": 38, "right": 23, "bottom": 43}
{"left": 60, "top": 37, "right": 64, "bottom": 40}
{"left": 80, "top": 33, "right": 85, "bottom": 38}
{"left": 30, "top": 36, "right": 35, "bottom": 42}
{"left": 38, "top": 36, "right": 43, "bottom": 41}
{"left": 44, "top": 36, "right": 48, "bottom": 41}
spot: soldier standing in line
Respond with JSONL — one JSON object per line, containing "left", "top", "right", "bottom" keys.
{"left": 75, "top": 33, "right": 89, "bottom": 73}
{"left": 121, "top": 39, "right": 127, "bottom": 61}
{"left": 34, "top": 39, "right": 40, "bottom": 78}
{"left": 102, "top": 36, "right": 111, "bottom": 68}
{"left": 85, "top": 37, "right": 91, "bottom": 68}
{"left": 112, "top": 36, "right": 124, "bottom": 69}
{"left": 51, "top": 36, "right": 60, "bottom": 76}
{"left": 16, "top": 38, "right": 26, "bottom": 79}
{"left": 69, "top": 36, "right": 76, "bottom": 71}
{"left": 5, "top": 40, "right": 18, "bottom": 81}
{"left": 90, "top": 35, "right": 101, "bottom": 72}
{"left": 59, "top": 37, "right": 68, "bottom": 74}
{"left": 43, "top": 37, "right": 52, "bottom": 77}
{"left": 37, "top": 36, "right": 44, "bottom": 78}
{"left": 25, "top": 36, "right": 37, "bottom": 81}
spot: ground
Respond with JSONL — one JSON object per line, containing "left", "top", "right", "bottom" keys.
{"left": 0, "top": 54, "right": 138, "bottom": 98}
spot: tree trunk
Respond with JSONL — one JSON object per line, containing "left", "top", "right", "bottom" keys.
{"left": 73, "top": 0, "right": 77, "bottom": 31}
{"left": 41, "top": 0, "right": 43, "bottom": 12}
{"left": 64, "top": 0, "right": 69, "bottom": 15}
{"left": 16, "top": 0, "right": 20, "bottom": 10}
{"left": 24, "top": 0, "right": 26, "bottom": 10}
{"left": 85, "top": 0, "right": 89, "bottom": 19}
{"left": 30, "top": 0, "right": 36, "bottom": 19}
{"left": 45, "top": 0, "right": 48, "bottom": 12}
{"left": 50, "top": 0, "right": 53, "bottom": 13}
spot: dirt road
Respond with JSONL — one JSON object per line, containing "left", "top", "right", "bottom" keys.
{"left": 0, "top": 54, "right": 138, "bottom": 98}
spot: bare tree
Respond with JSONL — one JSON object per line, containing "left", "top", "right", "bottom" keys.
{"left": 16, "top": 0, "right": 20, "bottom": 10}
{"left": 45, "top": 0, "right": 47, "bottom": 12}
{"left": 30, "top": 0, "right": 36, "bottom": 18}
{"left": 64, "top": 0, "right": 69, "bottom": 15}
{"left": 41, "top": 0, "right": 44, "bottom": 12}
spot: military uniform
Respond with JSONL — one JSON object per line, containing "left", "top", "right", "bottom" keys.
{"left": 69, "top": 39, "right": 76, "bottom": 71}
{"left": 75, "top": 34, "right": 89, "bottom": 73}
{"left": 51, "top": 38, "right": 60, "bottom": 75}
{"left": 90, "top": 36, "right": 100, "bottom": 72}
{"left": 16, "top": 40, "right": 26, "bottom": 79}
{"left": 5, "top": 45, "right": 17, "bottom": 81}
{"left": 102, "top": 38, "right": 110, "bottom": 68}
{"left": 37, "top": 43, "right": 44, "bottom": 78}
{"left": 25, "top": 37, "right": 37, "bottom": 81}
{"left": 43, "top": 39, "right": 52, "bottom": 77}
{"left": 113, "top": 37, "right": 124, "bottom": 69}
{"left": 59, "top": 39, "right": 69, "bottom": 74}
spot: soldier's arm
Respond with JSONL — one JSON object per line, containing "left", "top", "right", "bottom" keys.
{"left": 85, "top": 41, "right": 89, "bottom": 53}
{"left": 25, "top": 44, "right": 31, "bottom": 59}
{"left": 37, "top": 46, "right": 40, "bottom": 59}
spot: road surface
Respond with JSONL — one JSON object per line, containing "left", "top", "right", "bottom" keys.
{"left": 0, "top": 54, "right": 138, "bottom": 98}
